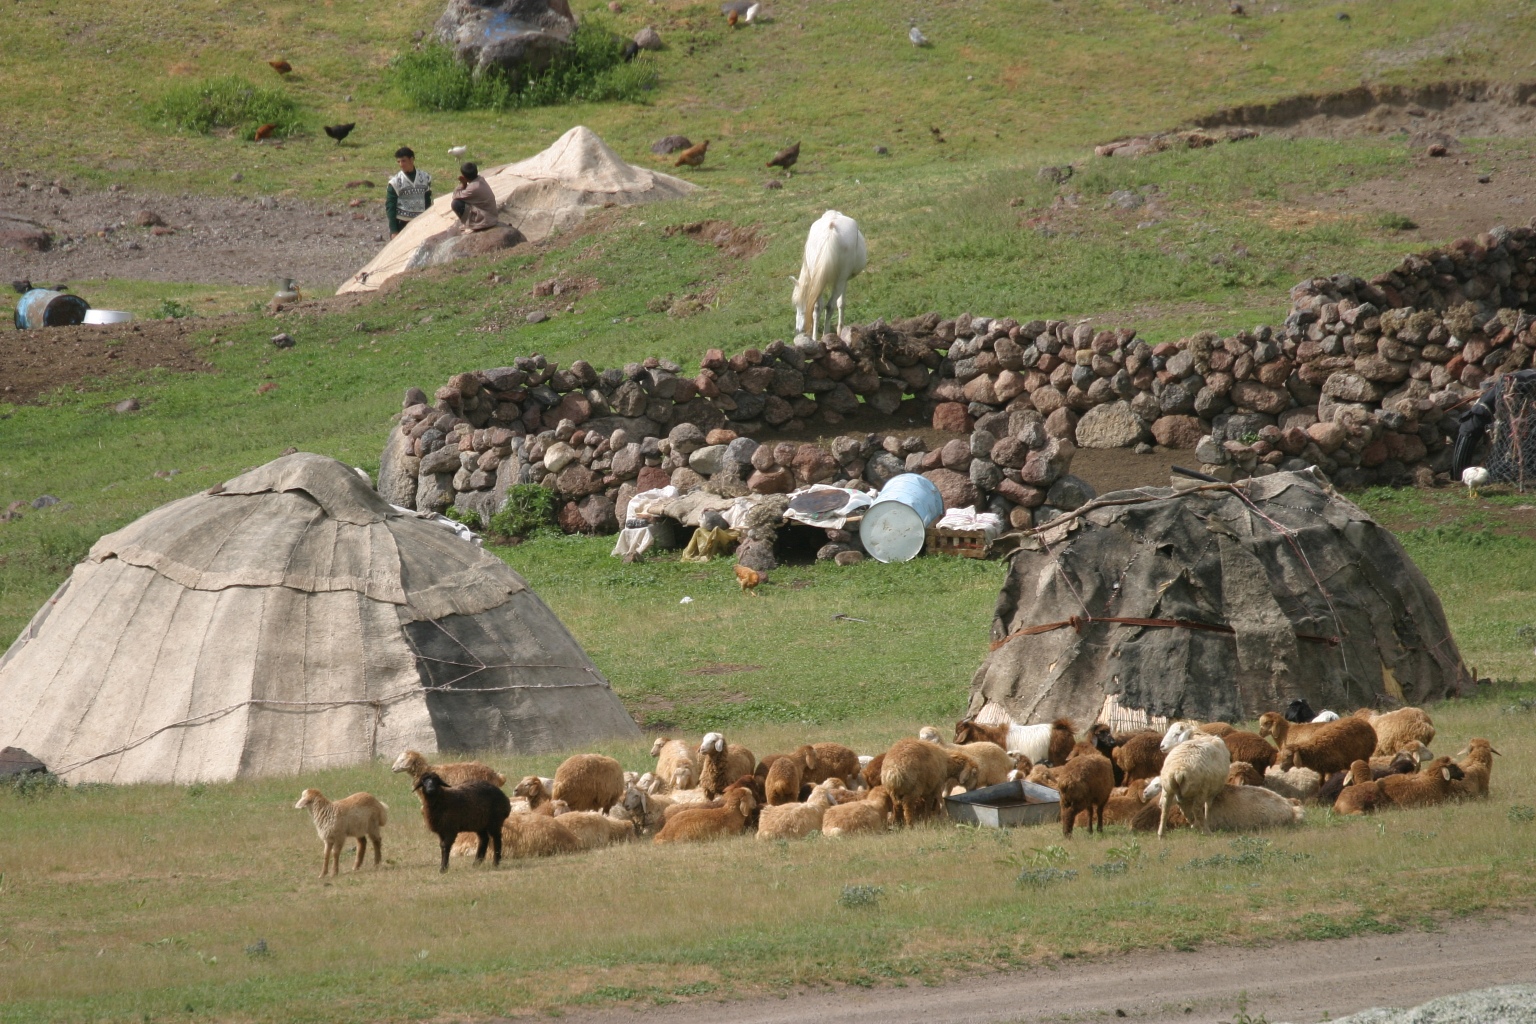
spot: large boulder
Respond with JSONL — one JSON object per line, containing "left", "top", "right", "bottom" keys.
{"left": 1074, "top": 400, "right": 1147, "bottom": 449}
{"left": 436, "top": 0, "right": 576, "bottom": 74}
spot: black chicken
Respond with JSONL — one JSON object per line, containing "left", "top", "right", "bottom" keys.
{"left": 323, "top": 123, "right": 356, "bottom": 145}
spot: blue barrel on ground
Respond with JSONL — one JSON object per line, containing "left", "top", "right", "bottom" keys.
{"left": 13, "top": 289, "right": 89, "bottom": 329}
{"left": 859, "top": 473, "right": 944, "bottom": 563}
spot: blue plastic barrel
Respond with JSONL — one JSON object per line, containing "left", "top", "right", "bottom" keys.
{"left": 13, "top": 289, "right": 89, "bottom": 329}
{"left": 859, "top": 473, "right": 944, "bottom": 563}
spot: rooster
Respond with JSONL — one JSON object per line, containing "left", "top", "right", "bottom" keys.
{"left": 766, "top": 141, "right": 800, "bottom": 175}
{"left": 268, "top": 59, "right": 292, "bottom": 75}
{"left": 674, "top": 139, "right": 709, "bottom": 168}
{"left": 734, "top": 563, "right": 762, "bottom": 595}
{"left": 323, "top": 123, "right": 355, "bottom": 145}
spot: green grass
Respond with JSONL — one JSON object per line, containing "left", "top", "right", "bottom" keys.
{"left": 147, "top": 76, "right": 305, "bottom": 140}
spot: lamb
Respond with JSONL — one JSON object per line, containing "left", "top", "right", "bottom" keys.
{"left": 552, "top": 754, "right": 626, "bottom": 813}
{"left": 1353, "top": 706, "right": 1436, "bottom": 757}
{"left": 1283, "top": 698, "right": 1317, "bottom": 724}
{"left": 697, "top": 732, "right": 756, "bottom": 799}
{"left": 1376, "top": 755, "right": 1464, "bottom": 809}
{"left": 513, "top": 775, "right": 556, "bottom": 815}
{"left": 1259, "top": 711, "right": 1377, "bottom": 778}
{"left": 1203, "top": 783, "right": 1304, "bottom": 830}
{"left": 822, "top": 786, "right": 893, "bottom": 837}
{"left": 1157, "top": 732, "right": 1231, "bottom": 835}
{"left": 454, "top": 812, "right": 583, "bottom": 859}
{"left": 556, "top": 811, "right": 638, "bottom": 850}
{"left": 1132, "top": 779, "right": 1187, "bottom": 831}
{"left": 295, "top": 789, "right": 388, "bottom": 877}
{"left": 1111, "top": 731, "right": 1165, "bottom": 788}
{"left": 413, "top": 771, "right": 511, "bottom": 872}
{"left": 917, "top": 726, "right": 1014, "bottom": 786}
{"left": 1449, "top": 738, "right": 1499, "bottom": 800}
{"left": 1332, "top": 760, "right": 1383, "bottom": 816}
{"left": 1222, "top": 730, "right": 1278, "bottom": 772}
{"left": 880, "top": 738, "right": 980, "bottom": 826}
{"left": 1028, "top": 750, "right": 1114, "bottom": 837}
{"left": 653, "top": 786, "right": 757, "bottom": 843}
{"left": 1262, "top": 764, "right": 1322, "bottom": 802}
{"left": 806, "top": 742, "right": 861, "bottom": 785}
{"left": 391, "top": 749, "right": 506, "bottom": 788}
{"left": 792, "top": 209, "right": 866, "bottom": 338}
{"left": 649, "top": 737, "right": 697, "bottom": 792}
{"left": 860, "top": 751, "right": 886, "bottom": 790}
{"left": 764, "top": 745, "right": 819, "bottom": 805}
{"left": 757, "top": 784, "right": 835, "bottom": 840}
{"left": 1198, "top": 722, "right": 1236, "bottom": 738}
{"left": 1069, "top": 786, "right": 1145, "bottom": 829}
{"left": 1227, "top": 761, "right": 1265, "bottom": 787}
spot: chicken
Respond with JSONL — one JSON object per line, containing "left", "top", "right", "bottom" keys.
{"left": 734, "top": 564, "right": 761, "bottom": 595}
{"left": 908, "top": 26, "right": 928, "bottom": 47}
{"left": 766, "top": 141, "right": 800, "bottom": 174}
{"left": 254, "top": 123, "right": 277, "bottom": 141}
{"left": 11, "top": 279, "right": 32, "bottom": 295}
{"left": 727, "top": 9, "right": 739, "bottom": 26}
{"left": 268, "top": 59, "right": 292, "bottom": 75}
{"left": 448, "top": 145, "right": 468, "bottom": 158}
{"left": 621, "top": 40, "right": 640, "bottom": 62}
{"left": 674, "top": 140, "right": 709, "bottom": 168}
{"left": 323, "top": 123, "right": 355, "bottom": 145}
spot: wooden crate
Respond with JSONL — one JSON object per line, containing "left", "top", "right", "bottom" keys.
{"left": 925, "top": 526, "right": 991, "bottom": 559}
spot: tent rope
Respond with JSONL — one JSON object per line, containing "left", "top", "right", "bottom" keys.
{"left": 988, "top": 614, "right": 1342, "bottom": 652}
{"left": 49, "top": 672, "right": 608, "bottom": 777}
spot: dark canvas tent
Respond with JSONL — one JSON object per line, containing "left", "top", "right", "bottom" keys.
{"left": 0, "top": 453, "right": 638, "bottom": 783}
{"left": 968, "top": 470, "right": 1471, "bottom": 729}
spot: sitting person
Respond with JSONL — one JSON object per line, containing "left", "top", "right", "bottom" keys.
{"left": 450, "top": 162, "right": 499, "bottom": 232}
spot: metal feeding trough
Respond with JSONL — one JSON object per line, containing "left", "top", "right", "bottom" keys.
{"left": 944, "top": 778, "right": 1061, "bottom": 828}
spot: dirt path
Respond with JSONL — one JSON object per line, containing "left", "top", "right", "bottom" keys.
{"left": 540, "top": 912, "right": 1536, "bottom": 1024}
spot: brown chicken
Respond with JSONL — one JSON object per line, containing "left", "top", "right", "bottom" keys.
{"left": 766, "top": 141, "right": 800, "bottom": 174}
{"left": 268, "top": 59, "right": 292, "bottom": 75}
{"left": 254, "top": 123, "right": 277, "bottom": 141}
{"left": 727, "top": 9, "right": 739, "bottom": 26}
{"left": 673, "top": 140, "right": 709, "bottom": 168}
{"left": 734, "top": 564, "right": 761, "bottom": 595}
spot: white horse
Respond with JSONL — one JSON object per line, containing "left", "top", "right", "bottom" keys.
{"left": 792, "top": 210, "right": 866, "bottom": 339}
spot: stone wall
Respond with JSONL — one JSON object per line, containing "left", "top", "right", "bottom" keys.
{"left": 377, "top": 224, "right": 1536, "bottom": 533}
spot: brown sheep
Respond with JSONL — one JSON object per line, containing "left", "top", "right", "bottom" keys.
{"left": 880, "top": 739, "right": 979, "bottom": 826}
{"left": 1029, "top": 750, "right": 1114, "bottom": 837}
{"left": 1260, "top": 712, "right": 1377, "bottom": 778}
{"left": 1354, "top": 706, "right": 1436, "bottom": 757}
{"left": 555, "top": 810, "right": 637, "bottom": 850}
{"left": 295, "top": 789, "right": 388, "bottom": 877}
{"left": 512, "top": 775, "right": 557, "bottom": 815}
{"left": 1222, "top": 730, "right": 1278, "bottom": 772}
{"left": 649, "top": 737, "right": 697, "bottom": 792}
{"left": 1111, "top": 731, "right": 1165, "bottom": 788}
{"left": 1227, "top": 761, "right": 1264, "bottom": 787}
{"left": 861, "top": 751, "right": 886, "bottom": 790}
{"left": 1131, "top": 795, "right": 1188, "bottom": 832}
{"left": 1071, "top": 787, "right": 1146, "bottom": 829}
{"left": 390, "top": 749, "right": 506, "bottom": 789}
{"left": 806, "top": 743, "right": 861, "bottom": 784}
{"left": 1376, "top": 756, "right": 1465, "bottom": 809}
{"left": 822, "top": 786, "right": 893, "bottom": 837}
{"left": 1449, "top": 738, "right": 1499, "bottom": 800}
{"left": 1198, "top": 721, "right": 1236, "bottom": 738}
{"left": 953, "top": 719, "right": 1008, "bottom": 748}
{"left": 552, "top": 754, "right": 626, "bottom": 813}
{"left": 765, "top": 745, "right": 818, "bottom": 806}
{"left": 1047, "top": 717, "right": 1077, "bottom": 765}
{"left": 1333, "top": 760, "right": 1383, "bottom": 816}
{"left": 653, "top": 787, "right": 757, "bottom": 843}
{"left": 918, "top": 726, "right": 1015, "bottom": 786}
{"left": 698, "top": 732, "right": 756, "bottom": 799}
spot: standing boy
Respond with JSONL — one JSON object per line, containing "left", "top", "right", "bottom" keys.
{"left": 386, "top": 147, "right": 432, "bottom": 237}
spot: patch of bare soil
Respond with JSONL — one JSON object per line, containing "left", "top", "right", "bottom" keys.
{"left": 0, "top": 318, "right": 217, "bottom": 405}
{"left": 538, "top": 910, "right": 1536, "bottom": 1024}
{"left": 1195, "top": 80, "right": 1536, "bottom": 141}
{"left": 1072, "top": 446, "right": 1190, "bottom": 494}
{"left": 664, "top": 219, "right": 768, "bottom": 259}
{"left": 1, "top": 174, "right": 386, "bottom": 290}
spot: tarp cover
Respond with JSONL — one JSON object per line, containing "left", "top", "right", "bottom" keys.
{"left": 338, "top": 126, "right": 696, "bottom": 294}
{"left": 969, "top": 470, "right": 1471, "bottom": 728}
{"left": 0, "top": 453, "right": 638, "bottom": 783}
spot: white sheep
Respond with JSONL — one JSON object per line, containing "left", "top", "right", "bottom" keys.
{"left": 649, "top": 737, "right": 697, "bottom": 792}
{"left": 1203, "top": 784, "right": 1304, "bottom": 830}
{"left": 295, "top": 789, "right": 389, "bottom": 877}
{"left": 1157, "top": 733, "right": 1230, "bottom": 835}
{"left": 1311, "top": 710, "right": 1340, "bottom": 722}
{"left": 1262, "top": 764, "right": 1322, "bottom": 802}
{"left": 1159, "top": 720, "right": 1200, "bottom": 753}
{"left": 792, "top": 210, "right": 866, "bottom": 339}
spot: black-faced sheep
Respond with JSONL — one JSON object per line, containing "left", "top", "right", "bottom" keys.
{"left": 414, "top": 771, "right": 511, "bottom": 872}
{"left": 653, "top": 787, "right": 757, "bottom": 843}
{"left": 1283, "top": 698, "right": 1317, "bottom": 724}
{"left": 1376, "top": 755, "right": 1464, "bottom": 809}
{"left": 295, "top": 789, "right": 388, "bottom": 877}
{"left": 697, "top": 733, "right": 756, "bottom": 799}
{"left": 649, "top": 737, "right": 697, "bottom": 792}
{"left": 1158, "top": 732, "right": 1231, "bottom": 835}
{"left": 880, "top": 739, "right": 979, "bottom": 826}
{"left": 1259, "top": 711, "right": 1377, "bottom": 778}
{"left": 552, "top": 754, "right": 626, "bottom": 813}
{"left": 391, "top": 749, "right": 506, "bottom": 788}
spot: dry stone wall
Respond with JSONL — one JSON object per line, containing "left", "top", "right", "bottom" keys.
{"left": 378, "top": 224, "right": 1536, "bottom": 534}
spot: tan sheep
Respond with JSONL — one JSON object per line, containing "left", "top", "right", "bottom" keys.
{"left": 1262, "top": 764, "right": 1322, "bottom": 802}
{"left": 555, "top": 810, "right": 638, "bottom": 849}
{"left": 1369, "top": 740, "right": 1433, "bottom": 773}
{"left": 917, "top": 726, "right": 1015, "bottom": 787}
{"left": 390, "top": 749, "right": 506, "bottom": 789}
{"left": 453, "top": 812, "right": 583, "bottom": 859}
{"left": 1203, "top": 783, "right": 1303, "bottom": 830}
{"left": 1354, "top": 706, "right": 1436, "bottom": 757}
{"left": 1333, "top": 760, "right": 1383, "bottom": 816}
{"left": 1449, "top": 738, "right": 1499, "bottom": 800}
{"left": 1112, "top": 731, "right": 1165, "bottom": 788}
{"left": 1158, "top": 732, "right": 1230, "bottom": 835}
{"left": 295, "top": 789, "right": 388, "bottom": 877}
{"left": 512, "top": 775, "right": 557, "bottom": 815}
{"left": 1259, "top": 712, "right": 1376, "bottom": 778}
{"left": 1028, "top": 751, "right": 1114, "bottom": 836}
{"left": 764, "top": 745, "right": 819, "bottom": 806}
{"left": 880, "top": 739, "right": 979, "bottom": 826}
{"left": 649, "top": 737, "right": 697, "bottom": 792}
{"left": 822, "top": 786, "right": 893, "bottom": 837}
{"left": 806, "top": 743, "right": 861, "bottom": 785}
{"left": 1198, "top": 721, "right": 1236, "bottom": 738}
{"left": 1377, "top": 755, "right": 1464, "bottom": 808}
{"left": 756, "top": 784, "right": 835, "bottom": 840}
{"left": 552, "top": 754, "right": 626, "bottom": 813}
{"left": 697, "top": 732, "right": 756, "bottom": 799}
{"left": 1227, "top": 761, "right": 1265, "bottom": 787}
{"left": 653, "top": 787, "right": 757, "bottom": 843}
{"left": 1070, "top": 786, "right": 1146, "bottom": 829}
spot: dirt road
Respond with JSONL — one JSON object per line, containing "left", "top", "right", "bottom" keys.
{"left": 543, "top": 912, "right": 1536, "bottom": 1024}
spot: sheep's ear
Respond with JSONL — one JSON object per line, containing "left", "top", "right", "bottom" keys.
{"left": 1442, "top": 767, "right": 1453, "bottom": 781}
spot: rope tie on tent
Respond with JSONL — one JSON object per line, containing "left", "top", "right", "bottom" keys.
{"left": 988, "top": 615, "right": 1341, "bottom": 652}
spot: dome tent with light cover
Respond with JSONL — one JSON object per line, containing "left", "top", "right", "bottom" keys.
{"left": 967, "top": 469, "right": 1472, "bottom": 732}
{"left": 0, "top": 453, "right": 638, "bottom": 784}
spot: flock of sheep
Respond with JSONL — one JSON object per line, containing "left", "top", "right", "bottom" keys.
{"left": 292, "top": 702, "right": 1499, "bottom": 875}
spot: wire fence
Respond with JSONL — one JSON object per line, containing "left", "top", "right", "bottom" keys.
{"left": 1485, "top": 374, "right": 1536, "bottom": 490}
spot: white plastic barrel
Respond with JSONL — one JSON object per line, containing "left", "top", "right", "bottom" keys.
{"left": 859, "top": 474, "right": 944, "bottom": 563}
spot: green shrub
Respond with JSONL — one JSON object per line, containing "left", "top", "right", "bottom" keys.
{"left": 837, "top": 884, "right": 884, "bottom": 908}
{"left": 153, "top": 298, "right": 195, "bottom": 320}
{"left": 442, "top": 505, "right": 483, "bottom": 531}
{"left": 1374, "top": 212, "right": 1418, "bottom": 231}
{"left": 4, "top": 771, "right": 65, "bottom": 799}
{"left": 148, "top": 77, "right": 303, "bottom": 140}
{"left": 392, "top": 21, "right": 655, "bottom": 112}
{"left": 489, "top": 484, "right": 558, "bottom": 539}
